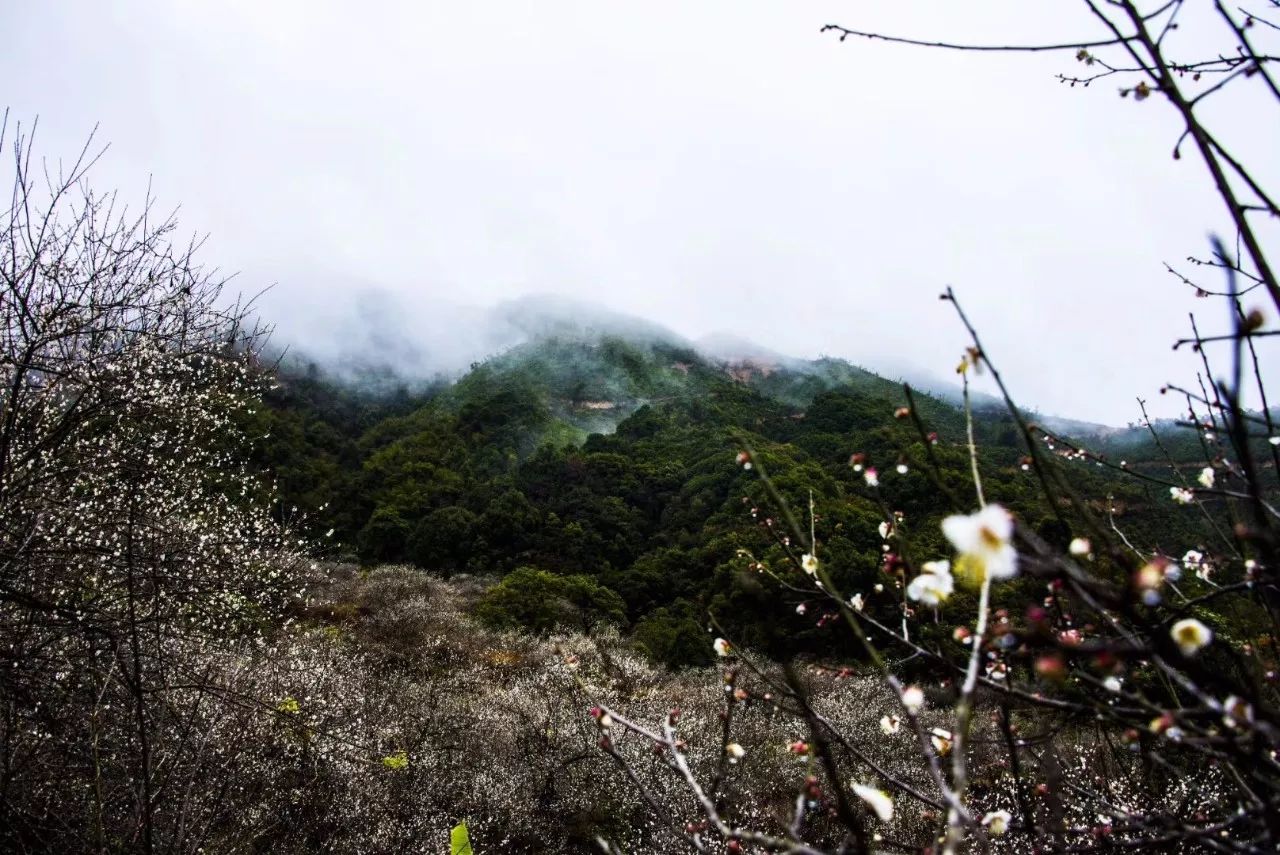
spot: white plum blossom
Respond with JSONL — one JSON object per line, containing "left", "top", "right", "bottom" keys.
{"left": 725, "top": 742, "right": 746, "bottom": 763}
{"left": 852, "top": 783, "right": 893, "bottom": 822}
{"left": 849, "top": 593, "right": 865, "bottom": 612}
{"left": 941, "top": 504, "right": 1018, "bottom": 585}
{"left": 1069, "top": 537, "right": 1092, "bottom": 557}
{"left": 1171, "top": 618, "right": 1213, "bottom": 656}
{"left": 879, "top": 714, "right": 900, "bottom": 735}
{"left": 1222, "top": 696, "right": 1254, "bottom": 729}
{"left": 1170, "top": 486, "right": 1195, "bottom": 504}
{"left": 983, "top": 810, "right": 1012, "bottom": 836}
{"left": 906, "top": 560, "right": 954, "bottom": 606}
{"left": 713, "top": 638, "right": 732, "bottom": 657}
{"left": 900, "top": 685, "right": 924, "bottom": 714}
{"left": 1198, "top": 467, "right": 1215, "bottom": 488}
{"left": 1182, "top": 550, "right": 1216, "bottom": 582}
{"left": 801, "top": 553, "right": 819, "bottom": 575}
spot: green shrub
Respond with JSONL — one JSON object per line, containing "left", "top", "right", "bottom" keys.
{"left": 632, "top": 602, "right": 715, "bottom": 668}
{"left": 474, "top": 567, "right": 625, "bottom": 634}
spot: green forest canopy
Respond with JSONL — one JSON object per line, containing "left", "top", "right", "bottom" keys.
{"left": 248, "top": 331, "right": 1259, "bottom": 664}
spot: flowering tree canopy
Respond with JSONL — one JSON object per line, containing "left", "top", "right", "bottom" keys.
{"left": 0, "top": 118, "right": 305, "bottom": 851}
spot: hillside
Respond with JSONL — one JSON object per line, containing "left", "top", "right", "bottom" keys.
{"left": 249, "top": 318, "right": 1237, "bottom": 666}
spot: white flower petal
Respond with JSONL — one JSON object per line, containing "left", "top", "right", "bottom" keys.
{"left": 852, "top": 783, "right": 894, "bottom": 822}
{"left": 976, "top": 504, "right": 1014, "bottom": 541}
{"left": 942, "top": 513, "right": 982, "bottom": 554}
{"left": 921, "top": 559, "right": 951, "bottom": 576}
{"left": 985, "top": 544, "right": 1020, "bottom": 580}
{"left": 983, "top": 810, "right": 1011, "bottom": 836}
{"left": 900, "top": 686, "right": 924, "bottom": 714}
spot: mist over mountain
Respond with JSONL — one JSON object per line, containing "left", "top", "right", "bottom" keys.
{"left": 266, "top": 291, "right": 684, "bottom": 391}
{"left": 267, "top": 288, "right": 1120, "bottom": 431}
{"left": 694, "top": 332, "right": 794, "bottom": 366}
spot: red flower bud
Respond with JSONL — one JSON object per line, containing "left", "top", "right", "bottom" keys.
{"left": 1035, "top": 654, "right": 1067, "bottom": 682}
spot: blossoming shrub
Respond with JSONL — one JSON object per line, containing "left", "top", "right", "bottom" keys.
{"left": 88, "top": 565, "right": 966, "bottom": 851}
{"left": 200, "top": 565, "right": 1230, "bottom": 853}
{"left": 0, "top": 124, "right": 306, "bottom": 851}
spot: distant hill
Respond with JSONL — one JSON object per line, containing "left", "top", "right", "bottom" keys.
{"left": 246, "top": 300, "right": 1268, "bottom": 667}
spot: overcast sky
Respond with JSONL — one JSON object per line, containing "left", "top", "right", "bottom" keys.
{"left": 4, "top": 1, "right": 1277, "bottom": 423}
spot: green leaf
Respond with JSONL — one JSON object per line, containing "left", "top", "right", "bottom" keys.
{"left": 450, "top": 821, "right": 473, "bottom": 855}
{"left": 381, "top": 750, "right": 408, "bottom": 770}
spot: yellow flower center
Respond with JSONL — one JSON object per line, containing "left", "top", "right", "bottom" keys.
{"left": 954, "top": 553, "right": 987, "bottom": 589}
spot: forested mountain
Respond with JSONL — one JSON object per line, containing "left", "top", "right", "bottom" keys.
{"left": 248, "top": 319, "right": 1241, "bottom": 667}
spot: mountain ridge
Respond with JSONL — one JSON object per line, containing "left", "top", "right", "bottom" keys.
{"left": 271, "top": 293, "right": 1105, "bottom": 435}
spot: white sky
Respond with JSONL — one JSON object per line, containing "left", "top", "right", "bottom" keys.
{"left": 4, "top": 1, "right": 1277, "bottom": 423}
